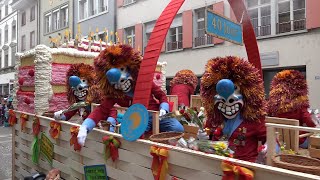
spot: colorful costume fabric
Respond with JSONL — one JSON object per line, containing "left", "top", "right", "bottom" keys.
{"left": 81, "top": 44, "right": 183, "bottom": 134}
{"left": 170, "top": 69, "right": 198, "bottom": 107}
{"left": 268, "top": 70, "right": 316, "bottom": 147}
{"left": 201, "top": 56, "right": 266, "bottom": 162}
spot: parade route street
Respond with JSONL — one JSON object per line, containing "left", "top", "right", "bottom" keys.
{"left": 0, "top": 127, "right": 12, "bottom": 180}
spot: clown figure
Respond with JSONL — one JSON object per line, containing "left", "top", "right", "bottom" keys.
{"left": 77, "top": 44, "right": 184, "bottom": 146}
{"left": 54, "top": 63, "right": 116, "bottom": 124}
{"left": 200, "top": 56, "right": 267, "bottom": 162}
{"left": 170, "top": 69, "right": 198, "bottom": 109}
{"left": 268, "top": 70, "right": 316, "bottom": 148}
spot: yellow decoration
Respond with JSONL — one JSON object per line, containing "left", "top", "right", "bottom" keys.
{"left": 105, "top": 35, "right": 108, "bottom": 41}
{"left": 110, "top": 31, "right": 114, "bottom": 35}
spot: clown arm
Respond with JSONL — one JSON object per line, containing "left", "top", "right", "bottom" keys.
{"left": 63, "top": 109, "right": 78, "bottom": 121}
{"left": 151, "top": 82, "right": 169, "bottom": 112}
{"left": 301, "top": 108, "right": 316, "bottom": 127}
{"left": 82, "top": 98, "right": 116, "bottom": 131}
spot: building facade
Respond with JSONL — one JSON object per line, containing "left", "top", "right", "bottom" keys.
{"left": 12, "top": 0, "right": 39, "bottom": 52}
{"left": 73, "top": 0, "right": 116, "bottom": 42}
{"left": 39, "top": 0, "right": 73, "bottom": 47}
{"left": 0, "top": 0, "right": 17, "bottom": 96}
{"left": 116, "top": 0, "right": 320, "bottom": 109}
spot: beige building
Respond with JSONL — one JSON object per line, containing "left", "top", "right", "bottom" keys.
{"left": 116, "top": 0, "right": 320, "bottom": 109}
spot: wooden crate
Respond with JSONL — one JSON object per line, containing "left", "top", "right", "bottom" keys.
{"left": 190, "top": 95, "right": 204, "bottom": 111}
{"left": 183, "top": 125, "right": 199, "bottom": 139}
{"left": 12, "top": 111, "right": 320, "bottom": 180}
{"left": 309, "top": 135, "right": 320, "bottom": 159}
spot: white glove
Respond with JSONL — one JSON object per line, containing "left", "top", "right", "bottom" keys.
{"left": 77, "top": 125, "right": 88, "bottom": 146}
{"left": 197, "top": 129, "right": 209, "bottom": 140}
{"left": 54, "top": 110, "right": 64, "bottom": 120}
{"left": 159, "top": 109, "right": 167, "bottom": 116}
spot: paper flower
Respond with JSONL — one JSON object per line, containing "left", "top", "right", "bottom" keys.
{"left": 49, "top": 121, "right": 61, "bottom": 139}
{"left": 70, "top": 126, "right": 82, "bottom": 151}
{"left": 32, "top": 116, "right": 41, "bottom": 136}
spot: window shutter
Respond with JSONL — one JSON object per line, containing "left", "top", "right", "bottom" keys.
{"left": 135, "top": 23, "right": 143, "bottom": 51}
{"left": 117, "top": 0, "right": 123, "bottom": 8}
{"left": 117, "top": 29, "right": 123, "bottom": 44}
{"left": 182, "top": 10, "right": 193, "bottom": 48}
{"left": 213, "top": 1, "right": 224, "bottom": 44}
{"left": 306, "top": 0, "right": 320, "bottom": 29}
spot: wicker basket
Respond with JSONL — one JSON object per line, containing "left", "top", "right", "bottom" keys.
{"left": 272, "top": 154, "right": 320, "bottom": 175}
{"left": 149, "top": 132, "right": 184, "bottom": 144}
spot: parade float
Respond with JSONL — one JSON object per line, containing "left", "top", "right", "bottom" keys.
{"left": 10, "top": 0, "right": 320, "bottom": 180}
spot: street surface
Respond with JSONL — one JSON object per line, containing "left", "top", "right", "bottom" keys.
{"left": 0, "top": 126, "right": 12, "bottom": 180}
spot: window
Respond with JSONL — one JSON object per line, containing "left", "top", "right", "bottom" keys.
{"left": 11, "top": 46, "right": 16, "bottom": 66}
{"left": 144, "top": 21, "right": 155, "bottom": 51}
{"left": 21, "top": 35, "right": 26, "bottom": 51}
{"left": 44, "top": 4, "right": 69, "bottom": 34}
{"left": 30, "top": 31, "right": 35, "bottom": 48}
{"left": 78, "top": 0, "right": 108, "bottom": 20}
{"left": 167, "top": 26, "right": 182, "bottom": 51}
{"left": 125, "top": 27, "right": 135, "bottom": 48}
{"left": 60, "top": 5, "right": 68, "bottom": 28}
{"left": 4, "top": 25, "right": 8, "bottom": 43}
{"left": 21, "top": 11, "right": 26, "bottom": 26}
{"left": 30, "top": 6, "right": 35, "bottom": 22}
{"left": 247, "top": 0, "right": 271, "bottom": 37}
{"left": 277, "top": 0, "right": 306, "bottom": 33}
{"left": 5, "top": 5, "right": 8, "bottom": 16}
{"left": 194, "top": 7, "right": 214, "bottom": 47}
{"left": 4, "top": 51, "right": 8, "bottom": 67}
{"left": 124, "top": 0, "right": 136, "bottom": 6}
{"left": 12, "top": 21, "right": 16, "bottom": 40}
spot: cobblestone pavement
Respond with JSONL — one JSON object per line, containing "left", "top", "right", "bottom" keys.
{"left": 0, "top": 126, "right": 12, "bottom": 180}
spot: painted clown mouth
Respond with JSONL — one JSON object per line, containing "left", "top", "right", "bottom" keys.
{"left": 217, "top": 102, "right": 241, "bottom": 116}
{"left": 74, "top": 89, "right": 88, "bottom": 100}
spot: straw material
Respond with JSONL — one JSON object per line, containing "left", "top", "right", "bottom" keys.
{"left": 272, "top": 154, "right": 320, "bottom": 175}
{"left": 149, "top": 132, "right": 184, "bottom": 144}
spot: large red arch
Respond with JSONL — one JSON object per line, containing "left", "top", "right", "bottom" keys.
{"left": 133, "top": 0, "right": 262, "bottom": 108}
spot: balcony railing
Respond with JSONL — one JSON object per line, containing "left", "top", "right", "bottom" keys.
{"left": 167, "top": 41, "right": 182, "bottom": 51}
{"left": 124, "top": 0, "right": 136, "bottom": 5}
{"left": 277, "top": 19, "right": 306, "bottom": 34}
{"left": 194, "top": 34, "right": 213, "bottom": 47}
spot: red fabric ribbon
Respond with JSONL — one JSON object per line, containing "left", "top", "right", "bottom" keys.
{"left": 102, "top": 136, "right": 121, "bottom": 162}
{"left": 221, "top": 160, "right": 254, "bottom": 180}
{"left": 32, "top": 116, "right": 41, "bottom": 136}
{"left": 150, "top": 146, "right": 169, "bottom": 180}
{"left": 8, "top": 109, "right": 17, "bottom": 126}
{"left": 20, "top": 113, "right": 29, "bottom": 131}
{"left": 70, "top": 126, "right": 82, "bottom": 151}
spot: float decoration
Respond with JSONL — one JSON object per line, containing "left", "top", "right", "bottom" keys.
{"left": 150, "top": 146, "right": 169, "bottom": 180}
{"left": 20, "top": 113, "right": 29, "bottom": 131}
{"left": 221, "top": 160, "right": 254, "bottom": 180}
{"left": 70, "top": 126, "right": 82, "bottom": 151}
{"left": 31, "top": 116, "right": 41, "bottom": 164}
{"left": 49, "top": 121, "right": 61, "bottom": 139}
{"left": 102, "top": 136, "right": 121, "bottom": 162}
{"left": 8, "top": 109, "right": 17, "bottom": 126}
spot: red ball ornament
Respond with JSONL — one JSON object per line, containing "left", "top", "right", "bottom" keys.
{"left": 156, "top": 74, "right": 161, "bottom": 80}
{"left": 28, "top": 69, "right": 35, "bottom": 77}
{"left": 214, "top": 128, "right": 222, "bottom": 136}
{"left": 24, "top": 98, "right": 31, "bottom": 105}
{"left": 18, "top": 78, "right": 24, "bottom": 85}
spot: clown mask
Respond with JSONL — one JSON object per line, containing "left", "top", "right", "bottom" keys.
{"left": 69, "top": 76, "right": 89, "bottom": 101}
{"left": 214, "top": 79, "right": 244, "bottom": 119}
{"left": 106, "top": 67, "right": 133, "bottom": 93}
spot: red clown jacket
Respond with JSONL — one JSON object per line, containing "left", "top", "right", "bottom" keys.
{"left": 170, "top": 84, "right": 194, "bottom": 107}
{"left": 64, "top": 105, "right": 117, "bottom": 122}
{"left": 88, "top": 82, "right": 167, "bottom": 125}
{"left": 209, "top": 119, "right": 266, "bottom": 162}
{"left": 275, "top": 107, "right": 316, "bottom": 144}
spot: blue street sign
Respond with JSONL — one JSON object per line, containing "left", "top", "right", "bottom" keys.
{"left": 206, "top": 9, "right": 243, "bottom": 45}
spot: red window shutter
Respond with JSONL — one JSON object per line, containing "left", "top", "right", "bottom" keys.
{"left": 117, "top": 29, "right": 123, "bottom": 44}
{"left": 213, "top": 1, "right": 225, "bottom": 44}
{"left": 182, "top": 10, "right": 193, "bottom": 48}
{"left": 135, "top": 24, "right": 143, "bottom": 51}
{"left": 306, "top": 0, "right": 320, "bottom": 29}
{"left": 117, "top": 0, "right": 123, "bottom": 8}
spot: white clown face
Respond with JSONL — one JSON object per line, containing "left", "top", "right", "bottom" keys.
{"left": 73, "top": 79, "right": 89, "bottom": 101}
{"left": 106, "top": 67, "right": 133, "bottom": 93}
{"left": 214, "top": 79, "right": 244, "bottom": 120}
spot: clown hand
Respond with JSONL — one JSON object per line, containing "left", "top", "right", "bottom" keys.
{"left": 77, "top": 125, "right": 88, "bottom": 146}
{"left": 159, "top": 109, "right": 167, "bottom": 117}
{"left": 54, "top": 110, "right": 66, "bottom": 120}
{"left": 197, "top": 129, "right": 209, "bottom": 140}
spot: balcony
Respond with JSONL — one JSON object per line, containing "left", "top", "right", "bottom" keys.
{"left": 277, "top": 19, "right": 306, "bottom": 34}
{"left": 11, "top": 0, "right": 35, "bottom": 10}
{"left": 167, "top": 41, "right": 182, "bottom": 51}
{"left": 194, "top": 34, "right": 213, "bottom": 47}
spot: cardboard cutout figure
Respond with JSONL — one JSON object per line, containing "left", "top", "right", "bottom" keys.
{"left": 77, "top": 44, "right": 183, "bottom": 146}
{"left": 268, "top": 70, "right": 316, "bottom": 148}
{"left": 170, "top": 69, "right": 198, "bottom": 108}
{"left": 201, "top": 56, "right": 267, "bottom": 162}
